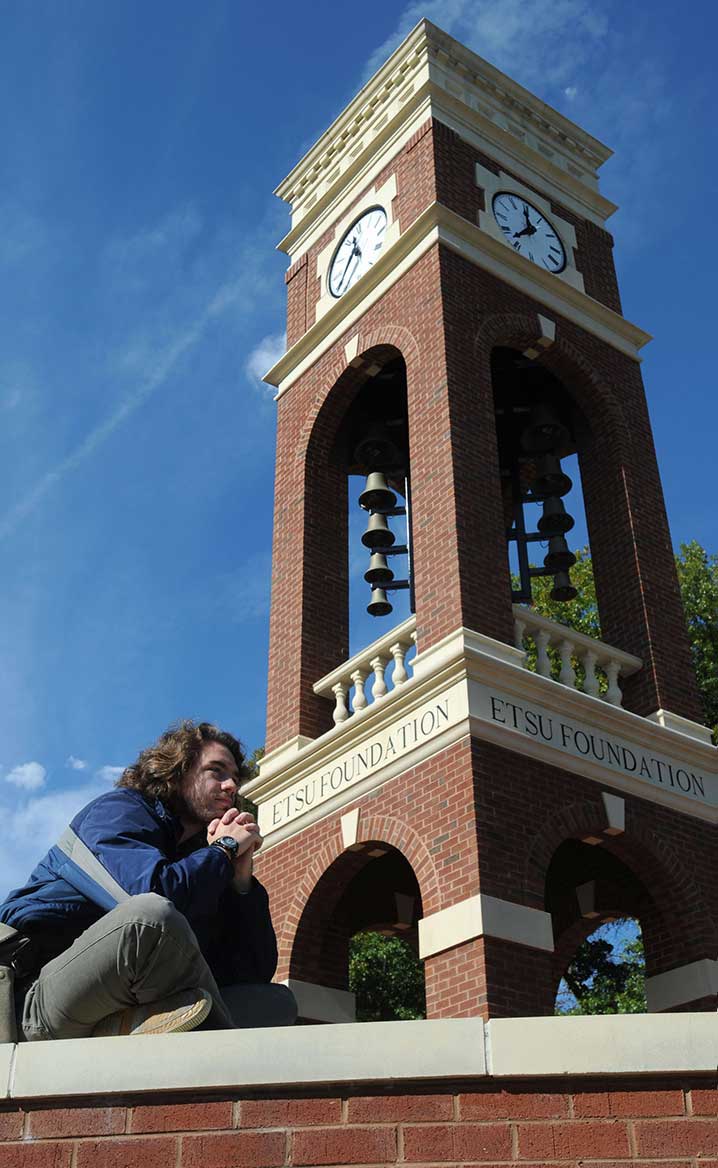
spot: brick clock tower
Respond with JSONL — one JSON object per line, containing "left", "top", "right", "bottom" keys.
{"left": 246, "top": 20, "right": 717, "bottom": 1022}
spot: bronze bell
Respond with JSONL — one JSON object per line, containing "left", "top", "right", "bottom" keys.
{"left": 361, "top": 513, "right": 396, "bottom": 549}
{"left": 550, "top": 571, "right": 577, "bottom": 602}
{"left": 520, "top": 403, "right": 570, "bottom": 455}
{"left": 543, "top": 535, "right": 577, "bottom": 573}
{"left": 364, "top": 553, "right": 394, "bottom": 585}
{"left": 367, "top": 587, "right": 393, "bottom": 617}
{"left": 532, "top": 453, "right": 572, "bottom": 499}
{"left": 537, "top": 496, "right": 575, "bottom": 536}
{"left": 358, "top": 472, "right": 397, "bottom": 513}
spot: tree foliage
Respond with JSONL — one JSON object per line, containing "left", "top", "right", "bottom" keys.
{"left": 556, "top": 921, "right": 646, "bottom": 1015}
{"left": 674, "top": 541, "right": 718, "bottom": 739}
{"left": 348, "top": 931, "right": 426, "bottom": 1021}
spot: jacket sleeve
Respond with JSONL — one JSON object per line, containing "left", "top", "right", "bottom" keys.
{"left": 62, "top": 790, "right": 233, "bottom": 927}
{"left": 208, "top": 877, "right": 279, "bottom": 986}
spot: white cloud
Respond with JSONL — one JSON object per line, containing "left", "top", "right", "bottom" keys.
{"left": 66, "top": 755, "right": 87, "bottom": 771}
{"left": 363, "top": 0, "right": 607, "bottom": 92}
{"left": 564, "top": 86, "right": 578, "bottom": 100}
{"left": 245, "top": 332, "right": 286, "bottom": 388}
{"left": 95, "top": 765, "right": 125, "bottom": 784}
{"left": 5, "top": 761, "right": 46, "bottom": 790}
{"left": 0, "top": 781, "right": 107, "bottom": 898}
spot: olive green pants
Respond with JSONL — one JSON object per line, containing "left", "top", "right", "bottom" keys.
{"left": 21, "top": 893, "right": 296, "bottom": 1040}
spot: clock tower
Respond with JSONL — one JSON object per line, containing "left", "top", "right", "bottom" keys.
{"left": 246, "top": 20, "right": 717, "bottom": 1021}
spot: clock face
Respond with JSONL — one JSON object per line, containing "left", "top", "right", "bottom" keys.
{"left": 328, "top": 206, "right": 388, "bottom": 298}
{"left": 492, "top": 193, "right": 566, "bottom": 273}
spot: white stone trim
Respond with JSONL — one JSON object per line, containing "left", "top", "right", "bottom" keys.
{"left": 647, "top": 708, "right": 714, "bottom": 745}
{"left": 487, "top": 1013, "right": 718, "bottom": 1077}
{"left": 3, "top": 1014, "right": 716, "bottom": 1100}
{"left": 475, "top": 163, "right": 584, "bottom": 293}
{"left": 601, "top": 791, "right": 625, "bottom": 835}
{"left": 418, "top": 893, "right": 554, "bottom": 959}
{"left": 265, "top": 202, "right": 650, "bottom": 398}
{"left": 340, "top": 808, "right": 360, "bottom": 848}
{"left": 645, "top": 959, "right": 718, "bottom": 1013}
{"left": 282, "top": 978, "right": 356, "bottom": 1023}
{"left": 276, "top": 20, "right": 616, "bottom": 246}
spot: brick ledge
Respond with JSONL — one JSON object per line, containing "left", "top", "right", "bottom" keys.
{"left": 1, "top": 1014, "right": 716, "bottom": 1101}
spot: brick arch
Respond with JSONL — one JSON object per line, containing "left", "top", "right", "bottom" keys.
{"left": 296, "top": 330, "right": 419, "bottom": 467}
{"left": 471, "top": 310, "right": 630, "bottom": 460}
{"left": 277, "top": 810, "right": 441, "bottom": 980}
{"left": 522, "top": 794, "right": 718, "bottom": 961}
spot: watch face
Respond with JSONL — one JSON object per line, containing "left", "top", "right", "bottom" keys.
{"left": 492, "top": 192, "right": 566, "bottom": 273}
{"left": 328, "top": 206, "right": 388, "bottom": 298}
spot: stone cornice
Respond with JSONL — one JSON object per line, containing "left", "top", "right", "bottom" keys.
{"left": 275, "top": 20, "right": 614, "bottom": 238}
{"left": 3, "top": 1015, "right": 716, "bottom": 1098}
{"left": 265, "top": 201, "right": 650, "bottom": 395}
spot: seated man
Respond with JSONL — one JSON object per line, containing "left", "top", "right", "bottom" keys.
{"left": 0, "top": 720, "right": 296, "bottom": 1038}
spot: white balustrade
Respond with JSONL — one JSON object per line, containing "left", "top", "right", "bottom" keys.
{"left": 314, "top": 616, "right": 417, "bottom": 724}
{"left": 512, "top": 605, "right": 642, "bottom": 707}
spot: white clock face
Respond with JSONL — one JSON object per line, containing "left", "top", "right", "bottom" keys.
{"left": 328, "top": 207, "right": 388, "bottom": 298}
{"left": 492, "top": 193, "right": 566, "bottom": 273}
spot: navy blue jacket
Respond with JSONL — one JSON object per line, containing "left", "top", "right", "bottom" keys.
{"left": 0, "top": 787, "right": 277, "bottom": 986}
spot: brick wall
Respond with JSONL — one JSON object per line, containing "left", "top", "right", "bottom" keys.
{"left": 2, "top": 1079, "right": 716, "bottom": 1166}
{"left": 256, "top": 732, "right": 717, "bottom": 1018}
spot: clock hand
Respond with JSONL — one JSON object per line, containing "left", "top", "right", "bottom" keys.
{"left": 340, "top": 247, "right": 361, "bottom": 292}
{"left": 338, "top": 240, "right": 360, "bottom": 290}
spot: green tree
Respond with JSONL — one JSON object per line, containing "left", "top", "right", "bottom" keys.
{"left": 348, "top": 932, "right": 426, "bottom": 1021}
{"left": 556, "top": 920, "right": 646, "bottom": 1015}
{"left": 674, "top": 541, "right": 718, "bottom": 739}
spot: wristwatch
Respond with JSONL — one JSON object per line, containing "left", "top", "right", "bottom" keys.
{"left": 210, "top": 836, "right": 239, "bottom": 862}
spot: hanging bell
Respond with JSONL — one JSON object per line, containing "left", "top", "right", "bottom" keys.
{"left": 532, "top": 453, "right": 572, "bottom": 499}
{"left": 367, "top": 587, "right": 393, "bottom": 617}
{"left": 550, "top": 571, "right": 577, "bottom": 602}
{"left": 543, "top": 535, "right": 577, "bottom": 573}
{"left": 364, "top": 553, "right": 394, "bottom": 585}
{"left": 520, "top": 403, "right": 570, "bottom": 454}
{"left": 537, "top": 496, "right": 575, "bottom": 536}
{"left": 358, "top": 472, "right": 397, "bottom": 513}
{"left": 361, "top": 513, "right": 396, "bottom": 549}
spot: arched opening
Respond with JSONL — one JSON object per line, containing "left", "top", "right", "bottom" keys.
{"left": 546, "top": 839, "right": 649, "bottom": 1014}
{"left": 335, "top": 351, "right": 413, "bottom": 651}
{"left": 289, "top": 841, "right": 424, "bottom": 1022}
{"left": 555, "top": 917, "right": 645, "bottom": 1015}
{"left": 491, "top": 345, "right": 592, "bottom": 613}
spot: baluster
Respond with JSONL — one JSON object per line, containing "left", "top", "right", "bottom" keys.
{"left": 351, "top": 669, "right": 368, "bottom": 711}
{"left": 390, "top": 641, "right": 408, "bottom": 686}
{"left": 370, "top": 655, "right": 388, "bottom": 699}
{"left": 535, "top": 630, "right": 551, "bottom": 678}
{"left": 332, "top": 681, "right": 350, "bottom": 723}
{"left": 604, "top": 659, "right": 623, "bottom": 707}
{"left": 582, "top": 650, "right": 600, "bottom": 698}
{"left": 559, "top": 639, "right": 576, "bottom": 689}
{"left": 514, "top": 617, "right": 526, "bottom": 654}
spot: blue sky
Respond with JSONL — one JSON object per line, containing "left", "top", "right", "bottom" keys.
{"left": 0, "top": 0, "right": 716, "bottom": 898}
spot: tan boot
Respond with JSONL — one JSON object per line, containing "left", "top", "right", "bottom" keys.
{"left": 92, "top": 988, "right": 212, "bottom": 1037}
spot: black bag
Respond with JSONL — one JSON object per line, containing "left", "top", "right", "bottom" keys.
{"left": 0, "top": 922, "right": 30, "bottom": 1043}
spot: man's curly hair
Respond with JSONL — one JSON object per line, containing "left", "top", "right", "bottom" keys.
{"left": 116, "top": 720, "right": 248, "bottom": 813}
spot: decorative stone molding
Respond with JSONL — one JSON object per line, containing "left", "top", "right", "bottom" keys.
{"left": 645, "top": 959, "right": 718, "bottom": 1012}
{"left": 648, "top": 708, "right": 714, "bottom": 746}
{"left": 266, "top": 202, "right": 651, "bottom": 397}
{"left": 418, "top": 893, "right": 554, "bottom": 958}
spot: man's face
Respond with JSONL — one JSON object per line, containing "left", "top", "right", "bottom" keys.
{"left": 180, "top": 741, "right": 240, "bottom": 828}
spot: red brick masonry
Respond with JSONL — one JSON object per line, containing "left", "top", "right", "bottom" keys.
{"left": 2, "top": 1079, "right": 716, "bottom": 1167}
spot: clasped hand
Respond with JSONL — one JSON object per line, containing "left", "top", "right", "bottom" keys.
{"left": 207, "top": 807, "right": 262, "bottom": 853}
